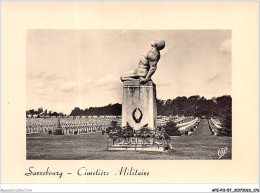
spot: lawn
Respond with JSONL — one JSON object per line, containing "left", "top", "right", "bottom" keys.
{"left": 26, "top": 119, "right": 231, "bottom": 160}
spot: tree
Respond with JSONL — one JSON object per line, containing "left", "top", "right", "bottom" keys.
{"left": 220, "top": 112, "right": 232, "bottom": 136}
{"left": 26, "top": 110, "right": 30, "bottom": 118}
{"left": 36, "top": 107, "right": 43, "bottom": 115}
{"left": 215, "top": 95, "right": 232, "bottom": 136}
{"left": 29, "top": 109, "right": 35, "bottom": 116}
{"left": 43, "top": 109, "right": 48, "bottom": 117}
{"left": 51, "top": 112, "right": 59, "bottom": 117}
{"left": 70, "top": 107, "right": 83, "bottom": 116}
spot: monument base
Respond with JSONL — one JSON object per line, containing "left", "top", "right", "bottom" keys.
{"left": 122, "top": 80, "right": 157, "bottom": 130}
{"left": 107, "top": 145, "right": 165, "bottom": 152}
{"left": 107, "top": 137, "right": 166, "bottom": 152}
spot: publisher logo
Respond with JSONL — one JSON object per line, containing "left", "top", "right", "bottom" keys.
{"left": 218, "top": 147, "right": 228, "bottom": 158}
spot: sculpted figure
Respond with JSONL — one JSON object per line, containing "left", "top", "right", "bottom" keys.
{"left": 120, "top": 39, "right": 165, "bottom": 84}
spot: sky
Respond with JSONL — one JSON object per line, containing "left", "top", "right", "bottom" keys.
{"left": 26, "top": 30, "right": 231, "bottom": 114}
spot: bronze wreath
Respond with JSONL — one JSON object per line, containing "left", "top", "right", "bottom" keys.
{"left": 132, "top": 108, "right": 143, "bottom": 123}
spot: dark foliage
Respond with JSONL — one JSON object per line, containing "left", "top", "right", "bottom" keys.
{"left": 136, "top": 124, "right": 154, "bottom": 139}
{"left": 156, "top": 95, "right": 231, "bottom": 118}
{"left": 218, "top": 111, "right": 232, "bottom": 137}
{"left": 121, "top": 123, "right": 134, "bottom": 138}
{"left": 70, "top": 103, "right": 122, "bottom": 116}
{"left": 163, "top": 131, "right": 171, "bottom": 140}
{"left": 26, "top": 107, "right": 66, "bottom": 118}
{"left": 106, "top": 121, "right": 122, "bottom": 138}
{"left": 164, "top": 121, "right": 181, "bottom": 136}
{"left": 68, "top": 95, "right": 231, "bottom": 119}
{"left": 53, "top": 129, "right": 63, "bottom": 135}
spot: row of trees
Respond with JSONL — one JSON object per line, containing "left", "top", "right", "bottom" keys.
{"left": 26, "top": 107, "right": 67, "bottom": 118}
{"left": 70, "top": 95, "right": 231, "bottom": 118}
{"left": 157, "top": 95, "right": 231, "bottom": 118}
{"left": 70, "top": 103, "right": 122, "bottom": 116}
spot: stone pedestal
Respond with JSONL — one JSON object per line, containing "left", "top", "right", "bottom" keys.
{"left": 122, "top": 80, "right": 157, "bottom": 130}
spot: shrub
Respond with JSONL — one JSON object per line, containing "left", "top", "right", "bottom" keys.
{"left": 121, "top": 123, "right": 134, "bottom": 138}
{"left": 55, "top": 129, "right": 63, "bottom": 135}
{"left": 154, "top": 127, "right": 165, "bottom": 140}
{"left": 163, "top": 131, "right": 171, "bottom": 140}
{"left": 135, "top": 124, "right": 154, "bottom": 139}
{"left": 110, "top": 120, "right": 118, "bottom": 128}
{"left": 165, "top": 121, "right": 181, "bottom": 136}
{"left": 106, "top": 126, "right": 122, "bottom": 138}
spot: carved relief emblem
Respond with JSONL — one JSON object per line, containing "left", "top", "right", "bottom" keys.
{"left": 132, "top": 108, "right": 143, "bottom": 123}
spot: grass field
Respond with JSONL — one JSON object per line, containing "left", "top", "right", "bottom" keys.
{"left": 26, "top": 119, "right": 232, "bottom": 160}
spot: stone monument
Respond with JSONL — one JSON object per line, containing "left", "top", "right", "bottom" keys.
{"left": 120, "top": 39, "right": 165, "bottom": 131}
{"left": 122, "top": 80, "right": 157, "bottom": 130}
{"left": 107, "top": 39, "right": 166, "bottom": 151}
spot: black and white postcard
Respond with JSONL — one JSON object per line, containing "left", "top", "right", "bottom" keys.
{"left": 1, "top": 1, "right": 258, "bottom": 191}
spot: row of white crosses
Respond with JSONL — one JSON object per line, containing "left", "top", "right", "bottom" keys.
{"left": 173, "top": 117, "right": 187, "bottom": 124}
{"left": 208, "top": 117, "right": 222, "bottom": 135}
{"left": 26, "top": 117, "right": 120, "bottom": 134}
{"left": 73, "top": 115, "right": 120, "bottom": 119}
{"left": 26, "top": 118, "right": 111, "bottom": 127}
{"left": 157, "top": 116, "right": 186, "bottom": 126}
{"left": 157, "top": 116, "right": 170, "bottom": 126}
{"left": 177, "top": 117, "right": 201, "bottom": 134}
{"left": 210, "top": 117, "right": 222, "bottom": 128}
{"left": 157, "top": 116, "right": 191, "bottom": 126}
